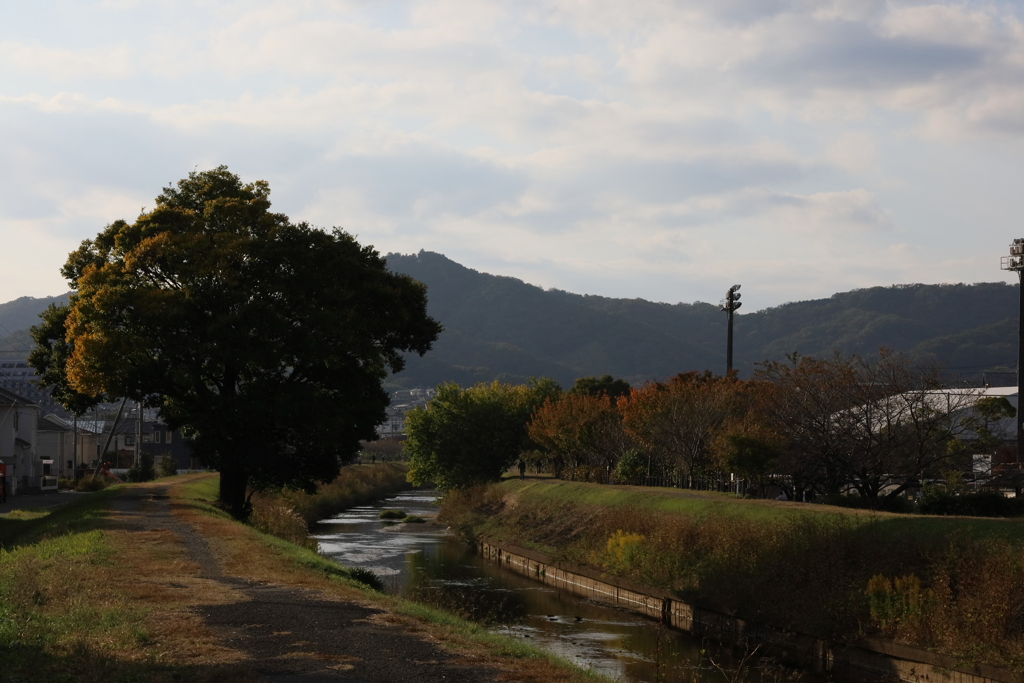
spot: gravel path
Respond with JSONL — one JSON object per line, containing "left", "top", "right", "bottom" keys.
{"left": 111, "top": 486, "right": 500, "bottom": 683}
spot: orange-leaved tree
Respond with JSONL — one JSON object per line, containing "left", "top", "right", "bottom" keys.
{"left": 528, "top": 393, "right": 628, "bottom": 482}
{"left": 620, "top": 371, "right": 744, "bottom": 487}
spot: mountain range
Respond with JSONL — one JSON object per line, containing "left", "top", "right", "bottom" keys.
{"left": 383, "top": 251, "right": 1018, "bottom": 388}
{"left": 1, "top": 252, "right": 1018, "bottom": 390}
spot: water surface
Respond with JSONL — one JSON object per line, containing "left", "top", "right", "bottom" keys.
{"left": 314, "top": 490, "right": 817, "bottom": 683}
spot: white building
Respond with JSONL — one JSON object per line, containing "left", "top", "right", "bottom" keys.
{"left": 0, "top": 386, "right": 42, "bottom": 496}
{"left": 37, "top": 414, "right": 102, "bottom": 480}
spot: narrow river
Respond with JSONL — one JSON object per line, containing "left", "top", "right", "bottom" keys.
{"left": 313, "top": 489, "right": 818, "bottom": 683}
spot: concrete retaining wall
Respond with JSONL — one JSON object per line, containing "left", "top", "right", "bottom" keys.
{"left": 479, "top": 540, "right": 1022, "bottom": 683}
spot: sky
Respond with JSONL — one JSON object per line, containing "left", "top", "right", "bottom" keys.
{"left": 3, "top": 0, "right": 1024, "bottom": 312}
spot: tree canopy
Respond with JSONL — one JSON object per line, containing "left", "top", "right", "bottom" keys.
{"left": 32, "top": 166, "right": 441, "bottom": 516}
{"left": 29, "top": 303, "right": 106, "bottom": 416}
{"left": 752, "top": 351, "right": 980, "bottom": 503}
{"left": 528, "top": 392, "right": 626, "bottom": 481}
{"left": 404, "top": 379, "right": 557, "bottom": 491}
{"left": 567, "top": 375, "right": 632, "bottom": 402}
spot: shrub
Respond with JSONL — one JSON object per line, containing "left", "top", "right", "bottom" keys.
{"left": 378, "top": 509, "right": 406, "bottom": 520}
{"left": 347, "top": 567, "right": 384, "bottom": 591}
{"left": 252, "top": 463, "right": 409, "bottom": 527}
{"left": 74, "top": 477, "right": 111, "bottom": 492}
{"left": 403, "top": 515, "right": 426, "bottom": 523}
{"left": 866, "top": 573, "right": 933, "bottom": 635}
{"left": 158, "top": 455, "right": 178, "bottom": 478}
{"left": 600, "top": 530, "right": 646, "bottom": 573}
{"left": 819, "top": 493, "right": 915, "bottom": 514}
{"left": 918, "top": 489, "right": 1024, "bottom": 517}
{"left": 125, "top": 453, "right": 156, "bottom": 483}
{"left": 613, "top": 449, "right": 648, "bottom": 484}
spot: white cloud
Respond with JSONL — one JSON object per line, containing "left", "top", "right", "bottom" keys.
{"left": 0, "top": 42, "right": 137, "bottom": 80}
{"left": 1, "top": 0, "right": 1023, "bottom": 311}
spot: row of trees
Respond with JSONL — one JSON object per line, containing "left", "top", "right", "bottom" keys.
{"left": 406, "top": 354, "right": 1015, "bottom": 506}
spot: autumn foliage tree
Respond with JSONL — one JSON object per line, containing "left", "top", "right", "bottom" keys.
{"left": 620, "top": 372, "right": 745, "bottom": 487}
{"left": 528, "top": 393, "right": 627, "bottom": 481}
{"left": 31, "top": 166, "right": 441, "bottom": 517}
{"left": 753, "top": 351, "right": 982, "bottom": 505}
{"left": 29, "top": 303, "right": 106, "bottom": 416}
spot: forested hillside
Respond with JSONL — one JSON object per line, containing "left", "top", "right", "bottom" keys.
{"left": 385, "top": 251, "right": 1018, "bottom": 388}
{"left": 0, "top": 256, "right": 1017, "bottom": 388}
{"left": 0, "top": 293, "right": 69, "bottom": 355}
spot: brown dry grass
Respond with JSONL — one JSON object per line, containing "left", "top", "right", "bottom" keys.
{"left": 101, "top": 481, "right": 251, "bottom": 671}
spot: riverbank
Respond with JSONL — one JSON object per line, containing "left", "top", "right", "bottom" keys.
{"left": 0, "top": 473, "right": 611, "bottom": 682}
{"left": 249, "top": 463, "right": 412, "bottom": 549}
{"left": 439, "top": 478, "right": 1024, "bottom": 673}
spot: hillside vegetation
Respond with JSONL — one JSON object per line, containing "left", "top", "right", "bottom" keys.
{"left": 1, "top": 255, "right": 1017, "bottom": 386}
{"left": 0, "top": 293, "right": 69, "bottom": 340}
{"left": 386, "top": 251, "right": 1018, "bottom": 386}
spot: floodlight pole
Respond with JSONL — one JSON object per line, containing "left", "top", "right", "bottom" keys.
{"left": 1000, "top": 240, "right": 1024, "bottom": 466}
{"left": 720, "top": 285, "right": 742, "bottom": 375}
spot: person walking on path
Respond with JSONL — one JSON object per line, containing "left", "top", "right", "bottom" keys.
{"left": 518, "top": 459, "right": 526, "bottom": 480}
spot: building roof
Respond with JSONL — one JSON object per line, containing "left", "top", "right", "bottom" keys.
{"left": 38, "top": 414, "right": 74, "bottom": 432}
{"left": 0, "top": 386, "right": 34, "bottom": 405}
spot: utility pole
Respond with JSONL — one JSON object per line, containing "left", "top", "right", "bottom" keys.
{"left": 94, "top": 397, "right": 127, "bottom": 480}
{"left": 1000, "top": 240, "right": 1024, "bottom": 466}
{"left": 135, "top": 400, "right": 143, "bottom": 472}
{"left": 720, "top": 284, "right": 742, "bottom": 375}
{"left": 72, "top": 413, "right": 78, "bottom": 482}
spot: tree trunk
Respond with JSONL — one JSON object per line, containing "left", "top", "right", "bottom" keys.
{"left": 219, "top": 467, "right": 251, "bottom": 519}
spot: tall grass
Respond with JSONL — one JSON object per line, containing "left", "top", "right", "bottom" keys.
{"left": 248, "top": 464, "right": 410, "bottom": 547}
{"left": 440, "top": 479, "right": 1024, "bottom": 671}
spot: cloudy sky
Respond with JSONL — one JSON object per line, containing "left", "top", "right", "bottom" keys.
{"left": 3, "top": 0, "right": 1024, "bottom": 311}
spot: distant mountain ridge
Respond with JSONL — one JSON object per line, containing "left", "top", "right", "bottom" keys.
{"left": 0, "top": 257, "right": 1017, "bottom": 389}
{"left": 384, "top": 251, "right": 1019, "bottom": 388}
{"left": 0, "top": 293, "right": 70, "bottom": 356}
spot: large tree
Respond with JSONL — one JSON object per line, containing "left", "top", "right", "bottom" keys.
{"left": 405, "top": 378, "right": 559, "bottom": 491}
{"left": 754, "top": 351, "right": 979, "bottom": 504}
{"left": 620, "top": 372, "right": 742, "bottom": 487}
{"left": 33, "top": 166, "right": 441, "bottom": 516}
{"left": 528, "top": 392, "right": 627, "bottom": 482}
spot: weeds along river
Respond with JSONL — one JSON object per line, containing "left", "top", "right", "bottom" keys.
{"left": 312, "top": 489, "right": 835, "bottom": 683}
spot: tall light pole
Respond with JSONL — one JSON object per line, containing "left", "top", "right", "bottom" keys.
{"left": 720, "top": 284, "right": 742, "bottom": 375}
{"left": 1000, "top": 239, "right": 1024, "bottom": 466}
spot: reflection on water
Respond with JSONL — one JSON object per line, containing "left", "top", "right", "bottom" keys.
{"left": 313, "top": 490, "right": 817, "bottom": 683}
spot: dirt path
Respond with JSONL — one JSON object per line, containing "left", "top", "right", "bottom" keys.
{"left": 106, "top": 483, "right": 502, "bottom": 683}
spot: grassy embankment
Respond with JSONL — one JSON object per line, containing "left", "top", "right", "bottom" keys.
{"left": 440, "top": 478, "right": 1024, "bottom": 671}
{"left": 248, "top": 462, "right": 411, "bottom": 549}
{"left": 1, "top": 471, "right": 611, "bottom": 683}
